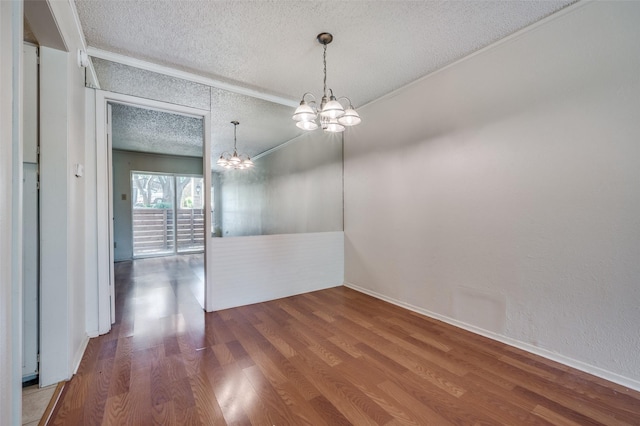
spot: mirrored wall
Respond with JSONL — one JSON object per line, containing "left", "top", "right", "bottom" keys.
{"left": 212, "top": 131, "right": 343, "bottom": 237}
{"left": 91, "top": 57, "right": 344, "bottom": 239}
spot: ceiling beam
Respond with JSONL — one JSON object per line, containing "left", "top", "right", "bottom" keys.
{"left": 87, "top": 47, "right": 299, "bottom": 108}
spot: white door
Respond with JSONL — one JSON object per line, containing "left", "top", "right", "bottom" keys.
{"left": 22, "top": 43, "right": 39, "bottom": 382}
{"left": 22, "top": 164, "right": 38, "bottom": 381}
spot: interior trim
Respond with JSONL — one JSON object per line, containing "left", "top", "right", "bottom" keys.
{"left": 87, "top": 47, "right": 298, "bottom": 108}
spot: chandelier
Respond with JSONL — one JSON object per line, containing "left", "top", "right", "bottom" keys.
{"left": 292, "top": 32, "right": 361, "bottom": 133}
{"left": 216, "top": 121, "right": 254, "bottom": 170}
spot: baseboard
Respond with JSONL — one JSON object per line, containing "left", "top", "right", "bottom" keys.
{"left": 344, "top": 281, "right": 640, "bottom": 393}
{"left": 71, "top": 334, "right": 90, "bottom": 375}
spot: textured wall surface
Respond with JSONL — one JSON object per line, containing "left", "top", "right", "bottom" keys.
{"left": 344, "top": 1, "right": 640, "bottom": 388}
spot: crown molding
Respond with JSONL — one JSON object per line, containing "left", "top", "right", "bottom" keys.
{"left": 86, "top": 47, "right": 298, "bottom": 108}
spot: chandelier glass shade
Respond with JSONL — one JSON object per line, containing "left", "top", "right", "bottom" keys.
{"left": 293, "top": 33, "right": 361, "bottom": 133}
{"left": 216, "top": 121, "right": 254, "bottom": 170}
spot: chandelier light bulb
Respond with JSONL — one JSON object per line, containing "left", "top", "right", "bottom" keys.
{"left": 230, "top": 151, "right": 241, "bottom": 165}
{"left": 293, "top": 99, "right": 317, "bottom": 122}
{"left": 338, "top": 107, "right": 361, "bottom": 126}
{"left": 323, "top": 118, "right": 345, "bottom": 133}
{"left": 297, "top": 120, "right": 319, "bottom": 131}
{"left": 319, "top": 92, "right": 345, "bottom": 119}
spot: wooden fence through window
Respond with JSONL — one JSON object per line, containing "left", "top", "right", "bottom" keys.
{"left": 132, "top": 208, "right": 204, "bottom": 256}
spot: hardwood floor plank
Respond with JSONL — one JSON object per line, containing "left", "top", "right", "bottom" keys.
{"left": 369, "top": 320, "right": 470, "bottom": 377}
{"left": 47, "top": 255, "right": 640, "bottom": 425}
{"left": 209, "top": 362, "right": 254, "bottom": 425}
{"left": 354, "top": 341, "right": 410, "bottom": 376}
{"left": 81, "top": 357, "right": 113, "bottom": 424}
{"left": 205, "top": 343, "right": 229, "bottom": 367}
{"left": 102, "top": 391, "right": 132, "bottom": 425}
{"left": 293, "top": 348, "right": 395, "bottom": 425}
{"left": 532, "top": 405, "right": 587, "bottom": 426}
{"left": 242, "top": 364, "right": 300, "bottom": 425}
{"left": 149, "top": 349, "right": 172, "bottom": 407}
{"left": 459, "top": 381, "right": 554, "bottom": 426}
{"left": 261, "top": 346, "right": 322, "bottom": 401}
{"left": 514, "top": 384, "right": 635, "bottom": 425}
{"left": 287, "top": 353, "right": 381, "bottom": 424}
{"left": 253, "top": 321, "right": 298, "bottom": 359}
{"left": 269, "top": 379, "right": 330, "bottom": 426}
{"left": 394, "top": 372, "right": 497, "bottom": 425}
{"left": 126, "top": 364, "right": 153, "bottom": 425}
{"left": 188, "top": 372, "right": 227, "bottom": 425}
{"left": 308, "top": 394, "right": 352, "bottom": 425}
{"left": 333, "top": 361, "right": 420, "bottom": 426}
{"left": 244, "top": 349, "right": 288, "bottom": 386}
{"left": 377, "top": 380, "right": 453, "bottom": 425}
{"left": 326, "top": 334, "right": 365, "bottom": 359}
{"left": 150, "top": 400, "right": 176, "bottom": 425}
{"left": 107, "top": 354, "right": 131, "bottom": 397}
{"left": 228, "top": 321, "right": 272, "bottom": 356}
{"left": 204, "top": 311, "right": 236, "bottom": 345}
{"left": 226, "top": 340, "right": 255, "bottom": 369}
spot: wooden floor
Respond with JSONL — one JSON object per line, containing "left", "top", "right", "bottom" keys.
{"left": 49, "top": 255, "right": 640, "bottom": 425}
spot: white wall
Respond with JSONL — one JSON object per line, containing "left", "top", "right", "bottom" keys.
{"left": 344, "top": 1, "right": 640, "bottom": 390}
{"left": 0, "top": 1, "right": 23, "bottom": 423}
{"left": 111, "top": 150, "right": 203, "bottom": 261}
{"left": 209, "top": 232, "right": 344, "bottom": 311}
{"left": 39, "top": 1, "right": 90, "bottom": 386}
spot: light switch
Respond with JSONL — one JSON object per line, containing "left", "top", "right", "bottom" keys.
{"left": 74, "top": 163, "right": 84, "bottom": 177}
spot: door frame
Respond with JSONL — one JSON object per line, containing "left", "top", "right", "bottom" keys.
{"left": 95, "top": 90, "right": 212, "bottom": 333}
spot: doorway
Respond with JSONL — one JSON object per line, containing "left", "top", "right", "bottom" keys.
{"left": 95, "top": 90, "right": 212, "bottom": 333}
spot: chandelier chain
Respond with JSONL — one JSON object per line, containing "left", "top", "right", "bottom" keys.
{"left": 323, "top": 43, "right": 327, "bottom": 97}
{"left": 233, "top": 123, "right": 237, "bottom": 150}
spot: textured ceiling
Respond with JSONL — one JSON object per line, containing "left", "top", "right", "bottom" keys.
{"left": 75, "top": 0, "right": 574, "bottom": 158}
{"left": 111, "top": 103, "right": 204, "bottom": 157}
